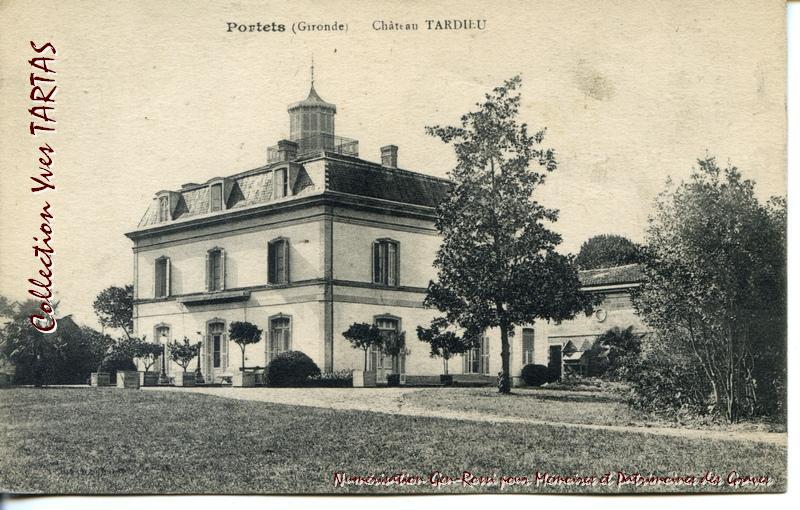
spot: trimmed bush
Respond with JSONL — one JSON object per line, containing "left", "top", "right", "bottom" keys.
{"left": 306, "top": 370, "right": 353, "bottom": 388}
{"left": 266, "top": 351, "right": 320, "bottom": 387}
{"left": 521, "top": 364, "right": 555, "bottom": 387}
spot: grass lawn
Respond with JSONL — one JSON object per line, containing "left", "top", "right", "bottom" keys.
{"left": 0, "top": 388, "right": 786, "bottom": 494}
{"left": 406, "top": 386, "right": 787, "bottom": 433}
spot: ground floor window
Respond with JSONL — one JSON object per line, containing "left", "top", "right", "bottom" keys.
{"left": 207, "top": 321, "right": 227, "bottom": 369}
{"left": 522, "top": 328, "right": 535, "bottom": 365}
{"left": 268, "top": 315, "right": 291, "bottom": 361}
{"left": 464, "top": 335, "right": 490, "bottom": 375}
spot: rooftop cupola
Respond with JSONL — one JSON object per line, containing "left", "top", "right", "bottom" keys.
{"left": 288, "top": 61, "right": 336, "bottom": 147}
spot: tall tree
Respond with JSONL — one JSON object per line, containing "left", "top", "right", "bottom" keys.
{"left": 342, "top": 323, "right": 383, "bottom": 371}
{"left": 93, "top": 285, "right": 134, "bottom": 339}
{"left": 575, "top": 234, "right": 641, "bottom": 269}
{"left": 632, "top": 156, "right": 786, "bottom": 422}
{"left": 423, "top": 76, "right": 596, "bottom": 393}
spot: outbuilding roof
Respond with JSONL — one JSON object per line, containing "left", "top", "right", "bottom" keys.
{"left": 578, "top": 263, "right": 644, "bottom": 287}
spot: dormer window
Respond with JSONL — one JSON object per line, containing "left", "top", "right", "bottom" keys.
{"left": 373, "top": 239, "right": 399, "bottom": 286}
{"left": 158, "top": 195, "right": 170, "bottom": 222}
{"left": 210, "top": 183, "right": 223, "bottom": 212}
{"left": 274, "top": 168, "right": 287, "bottom": 199}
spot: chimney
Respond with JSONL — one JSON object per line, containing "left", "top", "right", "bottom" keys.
{"left": 277, "top": 139, "right": 299, "bottom": 162}
{"left": 380, "top": 145, "right": 398, "bottom": 168}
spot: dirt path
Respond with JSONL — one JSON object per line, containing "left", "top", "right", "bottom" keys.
{"left": 145, "top": 386, "right": 787, "bottom": 446}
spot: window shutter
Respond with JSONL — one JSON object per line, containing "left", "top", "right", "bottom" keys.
{"left": 387, "top": 242, "right": 397, "bottom": 286}
{"left": 165, "top": 258, "right": 171, "bottom": 297}
{"left": 205, "top": 252, "right": 210, "bottom": 292}
{"left": 220, "top": 249, "right": 226, "bottom": 291}
{"left": 203, "top": 335, "right": 209, "bottom": 374}
{"left": 222, "top": 333, "right": 228, "bottom": 369}
{"left": 267, "top": 242, "right": 276, "bottom": 283}
{"left": 283, "top": 240, "right": 290, "bottom": 283}
{"left": 372, "top": 242, "right": 379, "bottom": 283}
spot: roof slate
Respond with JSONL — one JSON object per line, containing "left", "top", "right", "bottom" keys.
{"left": 135, "top": 152, "right": 451, "bottom": 229}
{"left": 578, "top": 264, "right": 643, "bottom": 287}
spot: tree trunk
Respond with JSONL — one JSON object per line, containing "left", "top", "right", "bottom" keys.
{"left": 499, "top": 322, "right": 511, "bottom": 394}
{"left": 443, "top": 357, "right": 449, "bottom": 375}
{"left": 364, "top": 349, "right": 368, "bottom": 371}
{"left": 241, "top": 346, "right": 246, "bottom": 371}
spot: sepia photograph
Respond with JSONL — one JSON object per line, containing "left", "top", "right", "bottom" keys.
{"left": 0, "top": 0, "right": 792, "bottom": 502}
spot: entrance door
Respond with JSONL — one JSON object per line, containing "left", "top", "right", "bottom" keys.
{"left": 206, "top": 322, "right": 227, "bottom": 382}
{"left": 548, "top": 345, "right": 562, "bottom": 380}
{"left": 464, "top": 336, "right": 490, "bottom": 375}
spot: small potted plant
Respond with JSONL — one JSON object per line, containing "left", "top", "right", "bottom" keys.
{"left": 343, "top": 323, "right": 382, "bottom": 387}
{"left": 417, "top": 318, "right": 476, "bottom": 386}
{"left": 132, "top": 336, "right": 162, "bottom": 386}
{"left": 382, "top": 331, "right": 407, "bottom": 387}
{"left": 229, "top": 321, "right": 262, "bottom": 387}
{"left": 169, "top": 337, "right": 201, "bottom": 387}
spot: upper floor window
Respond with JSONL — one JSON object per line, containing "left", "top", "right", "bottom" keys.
{"left": 206, "top": 248, "right": 225, "bottom": 292}
{"left": 268, "top": 315, "right": 291, "bottom": 362}
{"left": 274, "top": 168, "right": 287, "bottom": 199}
{"left": 522, "top": 328, "right": 535, "bottom": 365}
{"left": 210, "top": 183, "right": 223, "bottom": 212}
{"left": 373, "top": 239, "right": 399, "bottom": 286}
{"left": 158, "top": 196, "right": 170, "bottom": 222}
{"left": 267, "top": 238, "right": 289, "bottom": 285}
{"left": 154, "top": 256, "right": 170, "bottom": 298}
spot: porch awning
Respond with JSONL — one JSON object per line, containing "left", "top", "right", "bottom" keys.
{"left": 178, "top": 290, "right": 251, "bottom": 306}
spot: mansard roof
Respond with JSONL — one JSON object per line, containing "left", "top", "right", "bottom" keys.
{"left": 133, "top": 152, "right": 451, "bottom": 231}
{"left": 578, "top": 263, "right": 643, "bottom": 288}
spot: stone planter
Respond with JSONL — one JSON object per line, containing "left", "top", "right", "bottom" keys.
{"left": 352, "top": 370, "right": 377, "bottom": 388}
{"left": 0, "top": 373, "right": 11, "bottom": 387}
{"left": 386, "top": 373, "right": 401, "bottom": 387}
{"left": 139, "top": 371, "right": 159, "bottom": 387}
{"left": 232, "top": 372, "right": 256, "bottom": 387}
{"left": 90, "top": 372, "right": 111, "bottom": 387}
{"left": 117, "top": 371, "right": 140, "bottom": 389}
{"left": 173, "top": 372, "right": 196, "bottom": 387}
{"left": 440, "top": 374, "right": 453, "bottom": 386}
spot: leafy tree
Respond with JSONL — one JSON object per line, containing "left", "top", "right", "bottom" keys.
{"left": 575, "top": 234, "right": 641, "bottom": 270}
{"left": 0, "top": 298, "right": 111, "bottom": 385}
{"left": 131, "top": 336, "right": 162, "bottom": 373}
{"left": 422, "top": 76, "right": 596, "bottom": 393}
{"left": 416, "top": 317, "right": 476, "bottom": 375}
{"left": 169, "top": 337, "right": 201, "bottom": 373}
{"left": 591, "top": 326, "right": 642, "bottom": 379}
{"left": 93, "top": 285, "right": 134, "bottom": 339}
{"left": 342, "top": 323, "right": 383, "bottom": 371}
{"left": 228, "top": 321, "right": 263, "bottom": 371}
{"left": 632, "top": 156, "right": 786, "bottom": 422}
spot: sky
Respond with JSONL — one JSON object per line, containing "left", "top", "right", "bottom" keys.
{"left": 0, "top": 0, "right": 786, "bottom": 328}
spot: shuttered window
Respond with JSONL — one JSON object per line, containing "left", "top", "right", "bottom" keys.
{"left": 206, "top": 248, "right": 225, "bottom": 292}
{"left": 208, "top": 322, "right": 227, "bottom": 369}
{"left": 373, "top": 239, "right": 399, "bottom": 286}
{"left": 268, "top": 316, "right": 291, "bottom": 361}
{"left": 267, "top": 238, "right": 290, "bottom": 284}
{"left": 154, "top": 257, "right": 170, "bottom": 298}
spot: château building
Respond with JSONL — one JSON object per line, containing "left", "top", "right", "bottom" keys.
{"left": 126, "top": 77, "right": 645, "bottom": 385}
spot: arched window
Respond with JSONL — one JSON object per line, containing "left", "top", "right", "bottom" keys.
{"left": 206, "top": 248, "right": 225, "bottom": 292}
{"left": 373, "top": 239, "right": 399, "bottom": 286}
{"left": 268, "top": 238, "right": 290, "bottom": 285}
{"left": 154, "top": 256, "right": 170, "bottom": 298}
{"left": 268, "top": 314, "right": 292, "bottom": 361}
